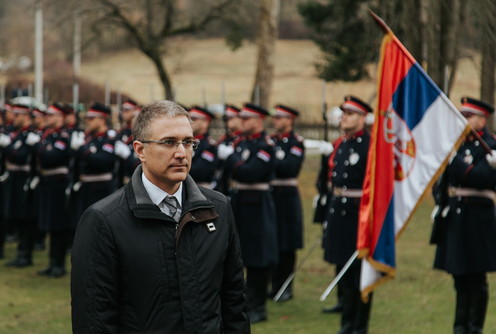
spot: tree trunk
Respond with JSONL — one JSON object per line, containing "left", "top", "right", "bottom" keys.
{"left": 251, "top": 0, "right": 280, "bottom": 108}
{"left": 479, "top": 0, "right": 496, "bottom": 112}
{"left": 149, "top": 51, "right": 174, "bottom": 100}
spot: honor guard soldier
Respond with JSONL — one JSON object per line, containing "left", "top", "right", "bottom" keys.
{"left": 216, "top": 104, "right": 243, "bottom": 195}
{"left": 115, "top": 99, "right": 141, "bottom": 185}
{"left": 0, "top": 105, "right": 12, "bottom": 258}
{"left": 70, "top": 102, "right": 118, "bottom": 224}
{"left": 2, "top": 104, "right": 41, "bottom": 267}
{"left": 188, "top": 106, "right": 217, "bottom": 188}
{"left": 322, "top": 96, "right": 373, "bottom": 334}
{"left": 225, "top": 103, "right": 278, "bottom": 323}
{"left": 432, "top": 97, "right": 496, "bottom": 334}
{"left": 35, "top": 103, "right": 72, "bottom": 277}
{"left": 268, "top": 104, "right": 305, "bottom": 302}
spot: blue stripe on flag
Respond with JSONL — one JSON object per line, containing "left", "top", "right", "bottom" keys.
{"left": 372, "top": 198, "right": 396, "bottom": 268}
{"left": 392, "top": 63, "right": 440, "bottom": 130}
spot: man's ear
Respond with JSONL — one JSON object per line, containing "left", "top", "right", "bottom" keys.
{"left": 133, "top": 141, "right": 146, "bottom": 162}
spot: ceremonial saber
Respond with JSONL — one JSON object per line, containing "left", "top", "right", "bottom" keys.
{"left": 319, "top": 250, "right": 358, "bottom": 301}
{"left": 273, "top": 237, "right": 321, "bottom": 302}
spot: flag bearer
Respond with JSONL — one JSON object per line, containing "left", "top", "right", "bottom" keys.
{"left": 321, "top": 96, "right": 373, "bottom": 334}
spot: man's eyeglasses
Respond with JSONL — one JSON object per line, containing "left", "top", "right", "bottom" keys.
{"left": 140, "top": 139, "right": 200, "bottom": 150}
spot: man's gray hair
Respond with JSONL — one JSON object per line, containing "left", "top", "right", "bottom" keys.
{"left": 132, "top": 100, "right": 191, "bottom": 141}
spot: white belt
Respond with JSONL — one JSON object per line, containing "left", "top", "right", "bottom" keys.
{"left": 80, "top": 173, "right": 113, "bottom": 183}
{"left": 40, "top": 166, "right": 69, "bottom": 176}
{"left": 332, "top": 187, "right": 363, "bottom": 198}
{"left": 270, "top": 178, "right": 298, "bottom": 187}
{"left": 232, "top": 182, "right": 270, "bottom": 191}
{"left": 448, "top": 187, "right": 495, "bottom": 201}
{"left": 6, "top": 162, "right": 30, "bottom": 172}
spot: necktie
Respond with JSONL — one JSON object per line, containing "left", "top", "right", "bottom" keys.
{"left": 163, "top": 196, "right": 180, "bottom": 222}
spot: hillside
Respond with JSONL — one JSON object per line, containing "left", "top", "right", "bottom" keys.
{"left": 79, "top": 38, "right": 483, "bottom": 123}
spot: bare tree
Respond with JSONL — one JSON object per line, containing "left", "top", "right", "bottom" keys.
{"left": 251, "top": 0, "right": 280, "bottom": 108}
{"left": 478, "top": 0, "right": 496, "bottom": 109}
{"left": 90, "top": 0, "right": 237, "bottom": 99}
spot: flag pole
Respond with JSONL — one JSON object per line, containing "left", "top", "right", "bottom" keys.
{"left": 319, "top": 250, "right": 358, "bottom": 301}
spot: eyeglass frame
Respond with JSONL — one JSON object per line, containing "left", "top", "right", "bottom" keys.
{"left": 139, "top": 138, "right": 200, "bottom": 150}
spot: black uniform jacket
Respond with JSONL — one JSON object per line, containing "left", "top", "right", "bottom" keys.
{"left": 226, "top": 131, "right": 278, "bottom": 267}
{"left": 433, "top": 129, "right": 496, "bottom": 275}
{"left": 271, "top": 131, "right": 305, "bottom": 252}
{"left": 71, "top": 165, "right": 250, "bottom": 334}
{"left": 323, "top": 130, "right": 370, "bottom": 266}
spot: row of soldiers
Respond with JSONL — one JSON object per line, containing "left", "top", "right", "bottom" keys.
{"left": 0, "top": 98, "right": 308, "bottom": 325}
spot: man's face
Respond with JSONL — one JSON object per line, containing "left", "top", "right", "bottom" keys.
{"left": 227, "top": 116, "right": 241, "bottom": 133}
{"left": 121, "top": 108, "right": 137, "bottom": 123}
{"left": 134, "top": 115, "right": 194, "bottom": 193}
{"left": 45, "top": 114, "right": 64, "bottom": 129}
{"left": 462, "top": 113, "right": 486, "bottom": 131}
{"left": 13, "top": 113, "right": 29, "bottom": 128}
{"left": 240, "top": 115, "right": 261, "bottom": 135}
{"left": 191, "top": 117, "right": 208, "bottom": 136}
{"left": 85, "top": 116, "right": 104, "bottom": 133}
{"left": 271, "top": 115, "right": 291, "bottom": 134}
{"left": 340, "top": 109, "right": 365, "bottom": 133}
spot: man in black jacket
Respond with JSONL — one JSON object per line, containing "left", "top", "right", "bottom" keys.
{"left": 71, "top": 100, "right": 250, "bottom": 334}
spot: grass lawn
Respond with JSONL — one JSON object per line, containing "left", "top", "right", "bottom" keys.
{"left": 0, "top": 154, "right": 495, "bottom": 333}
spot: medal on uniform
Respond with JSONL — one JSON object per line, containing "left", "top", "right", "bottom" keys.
{"left": 463, "top": 154, "right": 473, "bottom": 165}
{"left": 241, "top": 149, "right": 250, "bottom": 161}
{"left": 276, "top": 149, "right": 285, "bottom": 160}
{"left": 349, "top": 152, "right": 360, "bottom": 165}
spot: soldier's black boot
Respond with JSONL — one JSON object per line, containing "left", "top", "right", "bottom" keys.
{"left": 5, "top": 250, "right": 33, "bottom": 267}
{"left": 467, "top": 276, "right": 488, "bottom": 334}
{"left": 270, "top": 251, "right": 294, "bottom": 302}
{"left": 453, "top": 289, "right": 470, "bottom": 334}
{"left": 337, "top": 282, "right": 355, "bottom": 334}
{"left": 351, "top": 293, "right": 373, "bottom": 334}
{"left": 247, "top": 267, "right": 269, "bottom": 324}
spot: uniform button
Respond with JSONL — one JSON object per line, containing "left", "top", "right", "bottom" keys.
{"left": 330, "top": 208, "right": 334, "bottom": 214}
{"left": 349, "top": 148, "right": 354, "bottom": 153}
{"left": 332, "top": 172, "right": 337, "bottom": 177}
{"left": 456, "top": 208, "right": 461, "bottom": 214}
{"left": 283, "top": 137, "right": 288, "bottom": 143}
{"left": 341, "top": 197, "right": 347, "bottom": 203}
{"left": 475, "top": 141, "right": 480, "bottom": 146}
{"left": 457, "top": 196, "right": 461, "bottom": 201}
{"left": 236, "top": 147, "right": 241, "bottom": 152}
{"left": 343, "top": 173, "right": 348, "bottom": 178}
{"left": 341, "top": 210, "right": 346, "bottom": 216}
{"left": 344, "top": 160, "right": 349, "bottom": 166}
{"left": 357, "top": 137, "right": 362, "bottom": 143}
{"left": 465, "top": 149, "right": 470, "bottom": 155}
{"left": 338, "top": 149, "right": 342, "bottom": 154}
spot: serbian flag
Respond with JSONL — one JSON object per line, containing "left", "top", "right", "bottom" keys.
{"left": 357, "top": 12, "right": 470, "bottom": 300}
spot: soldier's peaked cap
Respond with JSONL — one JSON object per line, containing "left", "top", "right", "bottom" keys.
{"left": 241, "top": 103, "right": 269, "bottom": 118}
{"left": 274, "top": 104, "right": 300, "bottom": 118}
{"left": 225, "top": 104, "right": 241, "bottom": 118}
{"left": 189, "top": 105, "right": 215, "bottom": 121}
{"left": 46, "top": 102, "right": 66, "bottom": 115}
{"left": 460, "top": 96, "right": 494, "bottom": 117}
{"left": 341, "top": 95, "right": 373, "bottom": 114}
{"left": 87, "top": 102, "right": 111, "bottom": 117}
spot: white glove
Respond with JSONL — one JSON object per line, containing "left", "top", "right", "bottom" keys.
{"left": 328, "top": 107, "right": 342, "bottom": 127}
{"left": 318, "top": 141, "right": 334, "bottom": 156}
{"left": 71, "top": 131, "right": 85, "bottom": 151}
{"left": 26, "top": 133, "right": 41, "bottom": 146}
{"left": 217, "top": 143, "right": 234, "bottom": 160}
{"left": 0, "top": 133, "right": 11, "bottom": 147}
{"left": 486, "top": 150, "right": 496, "bottom": 168}
{"left": 115, "top": 140, "right": 131, "bottom": 159}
